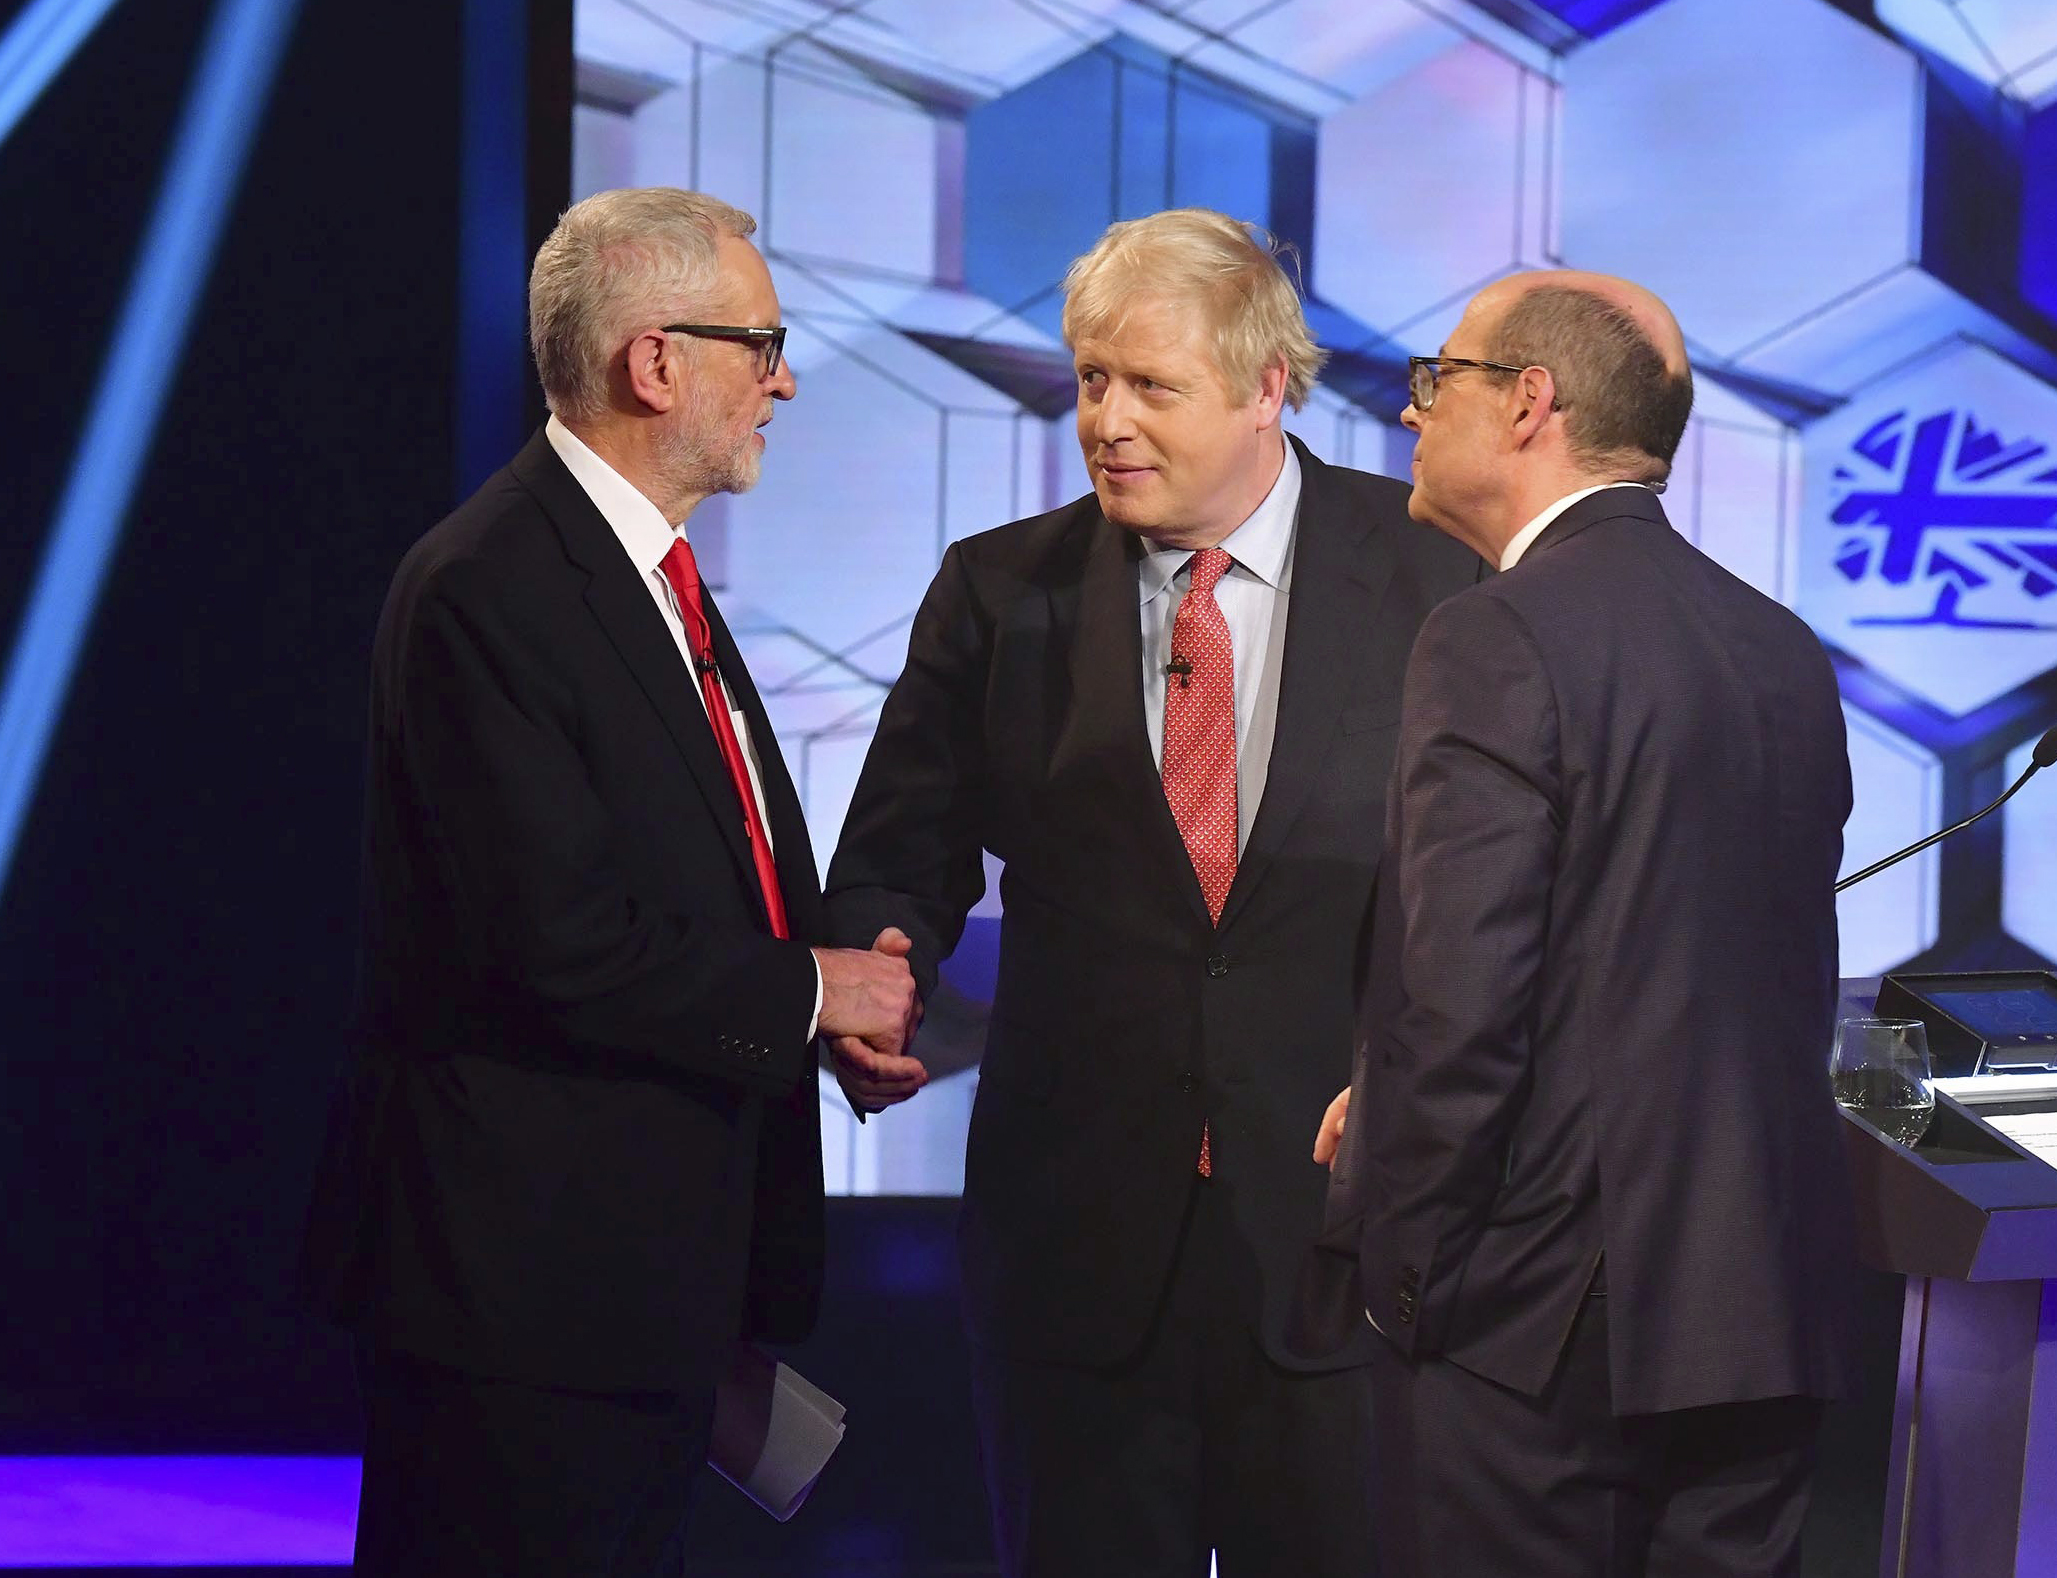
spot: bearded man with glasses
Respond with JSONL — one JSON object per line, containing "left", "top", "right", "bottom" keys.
{"left": 299, "top": 187, "right": 922, "bottom": 1576}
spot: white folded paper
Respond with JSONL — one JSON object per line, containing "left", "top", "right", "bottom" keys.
{"left": 707, "top": 1342, "right": 848, "bottom": 1522}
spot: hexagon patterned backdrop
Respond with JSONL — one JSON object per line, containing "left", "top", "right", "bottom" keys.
{"left": 571, "top": 0, "right": 2057, "bottom": 1195}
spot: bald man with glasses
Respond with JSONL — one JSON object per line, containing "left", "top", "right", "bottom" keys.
{"left": 1310, "top": 270, "right": 1857, "bottom": 1578}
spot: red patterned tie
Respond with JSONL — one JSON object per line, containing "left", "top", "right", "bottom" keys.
{"left": 658, "top": 539, "right": 790, "bottom": 940}
{"left": 1161, "top": 547, "right": 1236, "bottom": 1177}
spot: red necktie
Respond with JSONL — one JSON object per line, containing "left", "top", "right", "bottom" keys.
{"left": 658, "top": 538, "right": 789, "bottom": 940}
{"left": 1161, "top": 547, "right": 1237, "bottom": 1176}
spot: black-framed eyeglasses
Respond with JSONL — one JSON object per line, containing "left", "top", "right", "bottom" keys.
{"left": 1407, "top": 354, "right": 1530, "bottom": 412}
{"left": 663, "top": 323, "right": 787, "bottom": 378}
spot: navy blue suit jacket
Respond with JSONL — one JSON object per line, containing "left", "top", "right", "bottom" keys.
{"left": 1318, "top": 487, "right": 1858, "bottom": 1414}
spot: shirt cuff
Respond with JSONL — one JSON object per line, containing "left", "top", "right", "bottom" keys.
{"left": 807, "top": 956, "right": 823, "bottom": 1042}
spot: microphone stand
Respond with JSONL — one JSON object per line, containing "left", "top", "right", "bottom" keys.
{"left": 1836, "top": 722, "right": 2057, "bottom": 894}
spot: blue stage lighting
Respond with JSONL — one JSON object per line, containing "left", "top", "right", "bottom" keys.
{"left": 0, "top": 0, "right": 125, "bottom": 148}
{"left": 0, "top": 0, "right": 302, "bottom": 897}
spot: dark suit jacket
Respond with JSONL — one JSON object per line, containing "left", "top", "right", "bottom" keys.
{"left": 826, "top": 437, "right": 1482, "bottom": 1369}
{"left": 1323, "top": 487, "right": 1857, "bottom": 1415}
{"left": 299, "top": 429, "right": 825, "bottom": 1397}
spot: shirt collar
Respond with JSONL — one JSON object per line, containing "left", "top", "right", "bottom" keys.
{"left": 1137, "top": 438, "right": 1303, "bottom": 604}
{"left": 1500, "top": 481, "right": 1655, "bottom": 571}
{"left": 544, "top": 413, "right": 687, "bottom": 575}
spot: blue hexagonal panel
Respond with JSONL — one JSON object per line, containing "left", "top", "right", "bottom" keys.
{"left": 1840, "top": 706, "right": 1945, "bottom": 975}
{"left": 964, "top": 35, "right": 1315, "bottom": 338}
{"left": 1313, "top": 37, "right": 1554, "bottom": 345}
{"left": 1526, "top": 0, "right": 1667, "bottom": 38}
{"left": 1800, "top": 340, "right": 2057, "bottom": 718}
{"left": 564, "top": 0, "right": 2057, "bottom": 1193}
{"left": 1878, "top": 0, "right": 2057, "bottom": 108}
{"left": 2024, "top": 103, "right": 2057, "bottom": 323}
{"left": 1557, "top": 0, "right": 2050, "bottom": 398}
{"left": 2003, "top": 729, "right": 2057, "bottom": 959}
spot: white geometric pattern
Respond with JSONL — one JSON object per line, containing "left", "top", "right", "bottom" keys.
{"left": 1877, "top": 0, "right": 2057, "bottom": 109}
{"left": 575, "top": 0, "right": 2057, "bottom": 1189}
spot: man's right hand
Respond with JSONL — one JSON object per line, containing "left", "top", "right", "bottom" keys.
{"left": 812, "top": 928, "right": 923, "bottom": 1059}
{"left": 1313, "top": 1086, "right": 1350, "bottom": 1168}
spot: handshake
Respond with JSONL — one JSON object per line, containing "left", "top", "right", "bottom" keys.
{"left": 810, "top": 927, "right": 927, "bottom": 1114}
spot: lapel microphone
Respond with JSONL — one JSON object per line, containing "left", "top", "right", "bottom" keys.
{"left": 1166, "top": 656, "right": 1195, "bottom": 689}
{"left": 1836, "top": 721, "right": 2057, "bottom": 894}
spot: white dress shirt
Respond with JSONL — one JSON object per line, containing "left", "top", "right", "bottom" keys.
{"left": 544, "top": 415, "right": 822, "bottom": 1032}
{"left": 1500, "top": 481, "right": 1659, "bottom": 571}
{"left": 1138, "top": 440, "right": 1302, "bottom": 852}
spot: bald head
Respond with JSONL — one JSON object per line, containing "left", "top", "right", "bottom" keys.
{"left": 1485, "top": 270, "right": 1687, "bottom": 370}
{"left": 1469, "top": 269, "right": 1694, "bottom": 483}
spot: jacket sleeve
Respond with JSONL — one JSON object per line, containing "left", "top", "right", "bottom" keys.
{"left": 823, "top": 541, "right": 993, "bottom": 1001}
{"left": 1359, "top": 589, "right": 1562, "bottom": 1354}
{"left": 388, "top": 558, "right": 819, "bottom": 1097}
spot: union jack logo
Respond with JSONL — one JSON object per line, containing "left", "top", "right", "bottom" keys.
{"left": 1830, "top": 408, "right": 2057, "bottom": 630}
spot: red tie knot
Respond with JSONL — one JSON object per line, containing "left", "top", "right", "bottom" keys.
{"left": 1187, "top": 547, "right": 1232, "bottom": 599}
{"left": 661, "top": 536, "right": 702, "bottom": 596}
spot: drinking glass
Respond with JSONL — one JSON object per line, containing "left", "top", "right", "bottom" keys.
{"left": 1830, "top": 1017, "right": 1935, "bottom": 1147}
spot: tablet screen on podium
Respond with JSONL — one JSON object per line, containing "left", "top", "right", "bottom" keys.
{"left": 1928, "top": 985, "right": 2057, "bottom": 1042}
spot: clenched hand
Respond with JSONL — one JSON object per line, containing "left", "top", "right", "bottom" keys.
{"left": 814, "top": 928, "right": 928, "bottom": 1113}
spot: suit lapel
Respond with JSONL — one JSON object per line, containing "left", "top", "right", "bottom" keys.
{"left": 700, "top": 588, "right": 823, "bottom": 935}
{"left": 1218, "top": 440, "right": 1394, "bottom": 931}
{"left": 511, "top": 431, "right": 758, "bottom": 895}
{"left": 1061, "top": 511, "right": 1214, "bottom": 929}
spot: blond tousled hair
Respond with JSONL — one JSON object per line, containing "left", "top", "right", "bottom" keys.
{"left": 1059, "top": 208, "right": 1327, "bottom": 410}
{"left": 528, "top": 187, "right": 757, "bottom": 423}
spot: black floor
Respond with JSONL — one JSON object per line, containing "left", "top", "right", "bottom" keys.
{"left": 1, "top": 1201, "right": 1905, "bottom": 1578}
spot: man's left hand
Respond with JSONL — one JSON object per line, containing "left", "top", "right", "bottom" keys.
{"left": 830, "top": 1034, "right": 929, "bottom": 1113}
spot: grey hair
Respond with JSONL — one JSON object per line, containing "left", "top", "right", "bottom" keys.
{"left": 528, "top": 187, "right": 757, "bottom": 423}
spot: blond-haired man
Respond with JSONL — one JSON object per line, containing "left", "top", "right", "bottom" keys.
{"left": 300, "top": 188, "right": 919, "bottom": 1575}
{"left": 827, "top": 208, "right": 1481, "bottom": 1575}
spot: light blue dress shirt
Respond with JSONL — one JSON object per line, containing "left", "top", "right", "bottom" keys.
{"left": 1137, "top": 440, "right": 1303, "bottom": 855}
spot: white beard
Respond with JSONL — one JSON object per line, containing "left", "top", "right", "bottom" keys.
{"left": 662, "top": 377, "right": 762, "bottom": 500}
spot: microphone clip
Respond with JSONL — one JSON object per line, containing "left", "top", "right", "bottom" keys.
{"left": 1166, "top": 655, "right": 1195, "bottom": 690}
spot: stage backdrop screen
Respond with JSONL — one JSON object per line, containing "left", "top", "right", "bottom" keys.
{"left": 569, "top": 0, "right": 2057, "bottom": 1195}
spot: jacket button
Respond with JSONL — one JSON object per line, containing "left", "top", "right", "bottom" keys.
{"left": 1206, "top": 954, "right": 1230, "bottom": 978}
{"left": 1397, "top": 1308, "right": 1415, "bottom": 1326}
{"left": 1401, "top": 1266, "right": 1421, "bottom": 1288}
{"left": 1180, "top": 1073, "right": 1199, "bottom": 1093}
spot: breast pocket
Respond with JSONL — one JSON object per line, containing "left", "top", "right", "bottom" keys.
{"left": 1292, "top": 712, "right": 1402, "bottom": 857}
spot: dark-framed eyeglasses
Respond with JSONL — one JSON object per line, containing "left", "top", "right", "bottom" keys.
{"left": 663, "top": 322, "right": 787, "bottom": 378}
{"left": 1407, "top": 354, "right": 1531, "bottom": 412}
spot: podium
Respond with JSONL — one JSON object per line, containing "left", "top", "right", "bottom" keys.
{"left": 1840, "top": 1063, "right": 2057, "bottom": 1577}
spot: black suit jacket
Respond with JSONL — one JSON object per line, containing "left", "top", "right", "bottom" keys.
{"left": 300, "top": 429, "right": 825, "bottom": 1397}
{"left": 1322, "top": 488, "right": 1858, "bottom": 1414}
{"left": 826, "top": 438, "right": 1482, "bottom": 1369}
